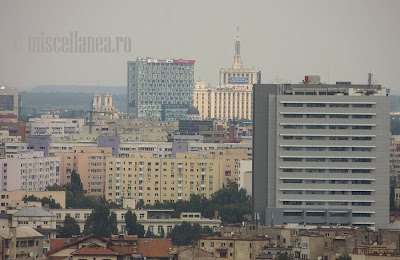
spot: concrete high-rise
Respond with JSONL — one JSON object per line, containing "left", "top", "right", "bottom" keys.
{"left": 252, "top": 77, "right": 390, "bottom": 230}
{"left": 127, "top": 58, "right": 195, "bottom": 121}
{"left": 0, "top": 86, "right": 21, "bottom": 122}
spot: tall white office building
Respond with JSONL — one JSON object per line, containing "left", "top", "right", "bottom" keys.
{"left": 253, "top": 76, "right": 390, "bottom": 230}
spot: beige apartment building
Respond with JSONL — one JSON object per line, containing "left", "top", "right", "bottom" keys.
{"left": 199, "top": 235, "right": 270, "bottom": 259}
{"left": 0, "top": 190, "right": 66, "bottom": 212}
{"left": 56, "top": 146, "right": 113, "bottom": 197}
{"left": 206, "top": 148, "right": 251, "bottom": 186}
{"left": 51, "top": 208, "right": 221, "bottom": 237}
{"left": 105, "top": 153, "right": 221, "bottom": 204}
{"left": 193, "top": 34, "right": 255, "bottom": 121}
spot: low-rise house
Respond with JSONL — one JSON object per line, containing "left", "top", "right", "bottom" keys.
{"left": 71, "top": 243, "right": 119, "bottom": 260}
{"left": 256, "top": 246, "right": 294, "bottom": 259}
{"left": 46, "top": 234, "right": 173, "bottom": 260}
{"left": 293, "top": 232, "right": 325, "bottom": 260}
{"left": 173, "top": 246, "right": 214, "bottom": 260}
{"left": 11, "top": 206, "right": 57, "bottom": 241}
{"left": 199, "top": 235, "right": 270, "bottom": 260}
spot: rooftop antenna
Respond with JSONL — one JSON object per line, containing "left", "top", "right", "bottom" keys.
{"left": 368, "top": 72, "right": 373, "bottom": 87}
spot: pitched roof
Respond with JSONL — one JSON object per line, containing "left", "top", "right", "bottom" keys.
{"left": 13, "top": 206, "right": 54, "bottom": 217}
{"left": 0, "top": 226, "right": 43, "bottom": 239}
{"left": 137, "top": 238, "right": 173, "bottom": 258}
{"left": 49, "top": 238, "right": 69, "bottom": 252}
{"left": 71, "top": 244, "right": 119, "bottom": 256}
{"left": 173, "top": 246, "right": 213, "bottom": 257}
{"left": 109, "top": 245, "right": 136, "bottom": 255}
{"left": 46, "top": 234, "right": 109, "bottom": 256}
{"left": 388, "top": 220, "right": 400, "bottom": 230}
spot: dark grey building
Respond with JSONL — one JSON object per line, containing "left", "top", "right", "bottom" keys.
{"left": 253, "top": 79, "right": 390, "bottom": 230}
{"left": 127, "top": 58, "right": 195, "bottom": 120}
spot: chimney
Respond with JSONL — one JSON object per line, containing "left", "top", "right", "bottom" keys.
{"left": 9, "top": 227, "right": 17, "bottom": 259}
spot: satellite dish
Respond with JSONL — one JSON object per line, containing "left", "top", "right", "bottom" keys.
{"left": 29, "top": 252, "right": 34, "bottom": 257}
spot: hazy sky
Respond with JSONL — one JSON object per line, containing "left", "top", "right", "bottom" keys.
{"left": 0, "top": 0, "right": 399, "bottom": 92}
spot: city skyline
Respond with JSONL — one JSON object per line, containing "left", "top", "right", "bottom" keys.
{"left": 0, "top": 0, "right": 399, "bottom": 93}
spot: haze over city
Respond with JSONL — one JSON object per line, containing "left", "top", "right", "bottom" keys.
{"left": 0, "top": 0, "right": 399, "bottom": 92}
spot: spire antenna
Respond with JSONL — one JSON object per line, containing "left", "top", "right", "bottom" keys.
{"left": 233, "top": 26, "right": 242, "bottom": 69}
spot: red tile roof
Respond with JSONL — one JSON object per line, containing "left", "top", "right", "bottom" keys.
{"left": 109, "top": 245, "right": 136, "bottom": 255}
{"left": 49, "top": 238, "right": 69, "bottom": 252}
{"left": 46, "top": 234, "right": 109, "bottom": 256}
{"left": 137, "top": 238, "right": 173, "bottom": 258}
{"left": 71, "top": 244, "right": 119, "bottom": 256}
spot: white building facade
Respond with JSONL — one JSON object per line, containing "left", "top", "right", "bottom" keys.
{"left": 0, "top": 151, "right": 60, "bottom": 191}
{"left": 253, "top": 80, "right": 390, "bottom": 230}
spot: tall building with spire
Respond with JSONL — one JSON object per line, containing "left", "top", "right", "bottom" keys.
{"left": 193, "top": 31, "right": 255, "bottom": 121}
{"left": 219, "top": 29, "right": 256, "bottom": 89}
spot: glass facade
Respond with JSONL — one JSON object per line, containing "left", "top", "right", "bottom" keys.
{"left": 127, "top": 59, "right": 195, "bottom": 120}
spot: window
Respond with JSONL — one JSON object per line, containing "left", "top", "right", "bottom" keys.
{"left": 284, "top": 114, "right": 303, "bottom": 118}
{"left": 283, "top": 212, "right": 303, "bottom": 216}
{"left": 306, "top": 114, "right": 325, "bottom": 118}
{"left": 306, "top": 212, "right": 325, "bottom": 217}
{"left": 329, "top": 114, "right": 349, "bottom": 118}
{"left": 284, "top": 103, "right": 303, "bottom": 107}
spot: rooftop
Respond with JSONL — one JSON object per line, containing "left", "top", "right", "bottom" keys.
{"left": 13, "top": 206, "right": 54, "bottom": 217}
{"left": 0, "top": 226, "right": 43, "bottom": 239}
{"left": 71, "top": 244, "right": 119, "bottom": 256}
{"left": 200, "top": 235, "right": 270, "bottom": 241}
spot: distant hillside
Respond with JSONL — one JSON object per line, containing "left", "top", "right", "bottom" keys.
{"left": 32, "top": 85, "right": 126, "bottom": 94}
{"left": 391, "top": 96, "right": 400, "bottom": 112}
{"left": 20, "top": 92, "right": 127, "bottom": 112}
{"left": 19, "top": 92, "right": 400, "bottom": 115}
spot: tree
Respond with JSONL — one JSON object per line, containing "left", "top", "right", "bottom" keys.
{"left": 125, "top": 210, "right": 138, "bottom": 235}
{"left": 22, "top": 195, "right": 62, "bottom": 209}
{"left": 136, "top": 199, "right": 145, "bottom": 208}
{"left": 336, "top": 254, "right": 352, "bottom": 260}
{"left": 167, "top": 222, "right": 202, "bottom": 246}
{"left": 145, "top": 226, "right": 157, "bottom": 238}
{"left": 58, "top": 216, "right": 80, "bottom": 238}
{"left": 83, "top": 204, "right": 118, "bottom": 237}
{"left": 159, "top": 226, "right": 165, "bottom": 238}
{"left": 276, "top": 252, "right": 292, "bottom": 260}
{"left": 125, "top": 210, "right": 145, "bottom": 237}
{"left": 136, "top": 224, "right": 145, "bottom": 238}
{"left": 66, "top": 170, "right": 84, "bottom": 197}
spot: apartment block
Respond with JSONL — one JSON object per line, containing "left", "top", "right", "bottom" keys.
{"left": 0, "top": 122, "right": 26, "bottom": 141}
{"left": 206, "top": 149, "right": 251, "bottom": 186}
{"left": 105, "top": 153, "right": 221, "bottom": 204}
{"left": 28, "top": 114, "right": 84, "bottom": 140}
{"left": 127, "top": 58, "right": 195, "bottom": 120}
{"left": 253, "top": 78, "right": 390, "bottom": 230}
{"left": 55, "top": 146, "right": 113, "bottom": 196}
{"left": 0, "top": 151, "right": 60, "bottom": 192}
